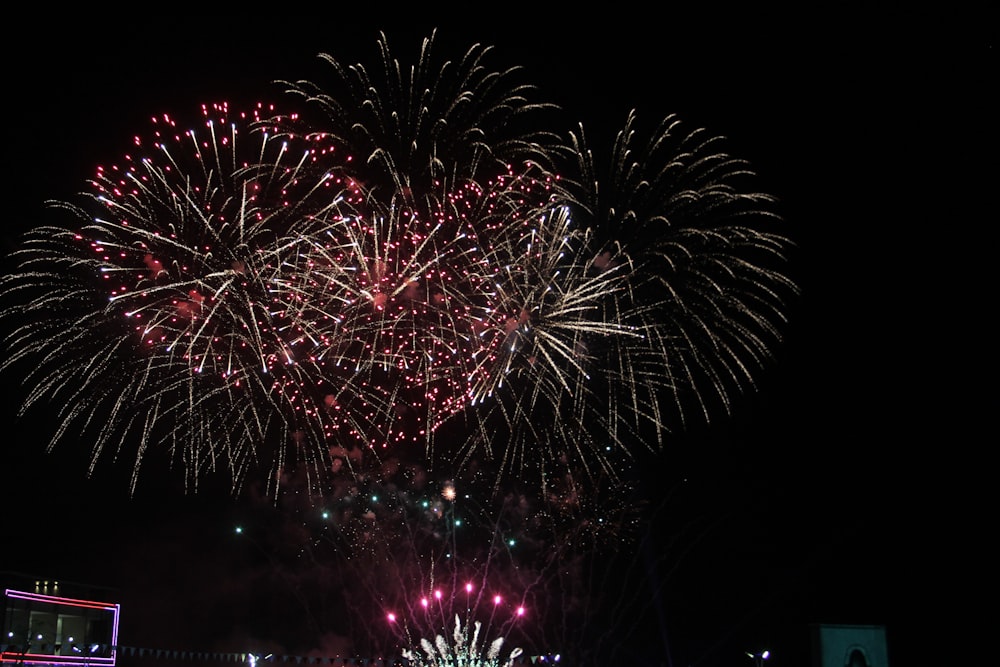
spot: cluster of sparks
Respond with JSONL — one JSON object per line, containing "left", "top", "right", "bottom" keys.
{"left": 396, "top": 614, "right": 523, "bottom": 667}
{"left": 1, "top": 29, "right": 797, "bottom": 663}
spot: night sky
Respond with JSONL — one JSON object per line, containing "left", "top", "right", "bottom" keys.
{"left": 2, "top": 9, "right": 992, "bottom": 667}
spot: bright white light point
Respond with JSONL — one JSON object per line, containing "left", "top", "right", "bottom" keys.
{"left": 434, "top": 590, "right": 442, "bottom": 600}
{"left": 235, "top": 526, "right": 243, "bottom": 534}
{"left": 493, "top": 595, "right": 501, "bottom": 605}
{"left": 465, "top": 583, "right": 473, "bottom": 593}
{"left": 421, "top": 598, "right": 428, "bottom": 607}
{"left": 387, "top": 613, "right": 396, "bottom": 622}
{"left": 517, "top": 606, "right": 525, "bottom": 616}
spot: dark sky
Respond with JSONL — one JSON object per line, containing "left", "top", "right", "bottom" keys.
{"left": 2, "top": 9, "right": 992, "bottom": 667}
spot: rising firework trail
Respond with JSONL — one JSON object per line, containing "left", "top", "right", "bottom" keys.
{"left": 232, "top": 470, "right": 597, "bottom": 662}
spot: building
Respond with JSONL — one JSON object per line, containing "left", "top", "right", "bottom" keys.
{"left": 1, "top": 573, "right": 120, "bottom": 667}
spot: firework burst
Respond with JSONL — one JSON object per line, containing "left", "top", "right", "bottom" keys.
{"left": 0, "top": 102, "right": 368, "bottom": 494}
{"left": 561, "top": 109, "right": 798, "bottom": 427}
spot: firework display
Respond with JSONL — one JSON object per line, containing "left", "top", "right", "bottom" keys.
{"left": 1, "top": 31, "right": 793, "bottom": 500}
{"left": 1, "top": 28, "right": 796, "bottom": 664}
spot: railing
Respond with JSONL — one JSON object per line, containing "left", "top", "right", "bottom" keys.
{"left": 1, "top": 646, "right": 563, "bottom": 666}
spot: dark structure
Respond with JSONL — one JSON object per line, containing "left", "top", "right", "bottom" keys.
{"left": 811, "top": 624, "right": 889, "bottom": 667}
